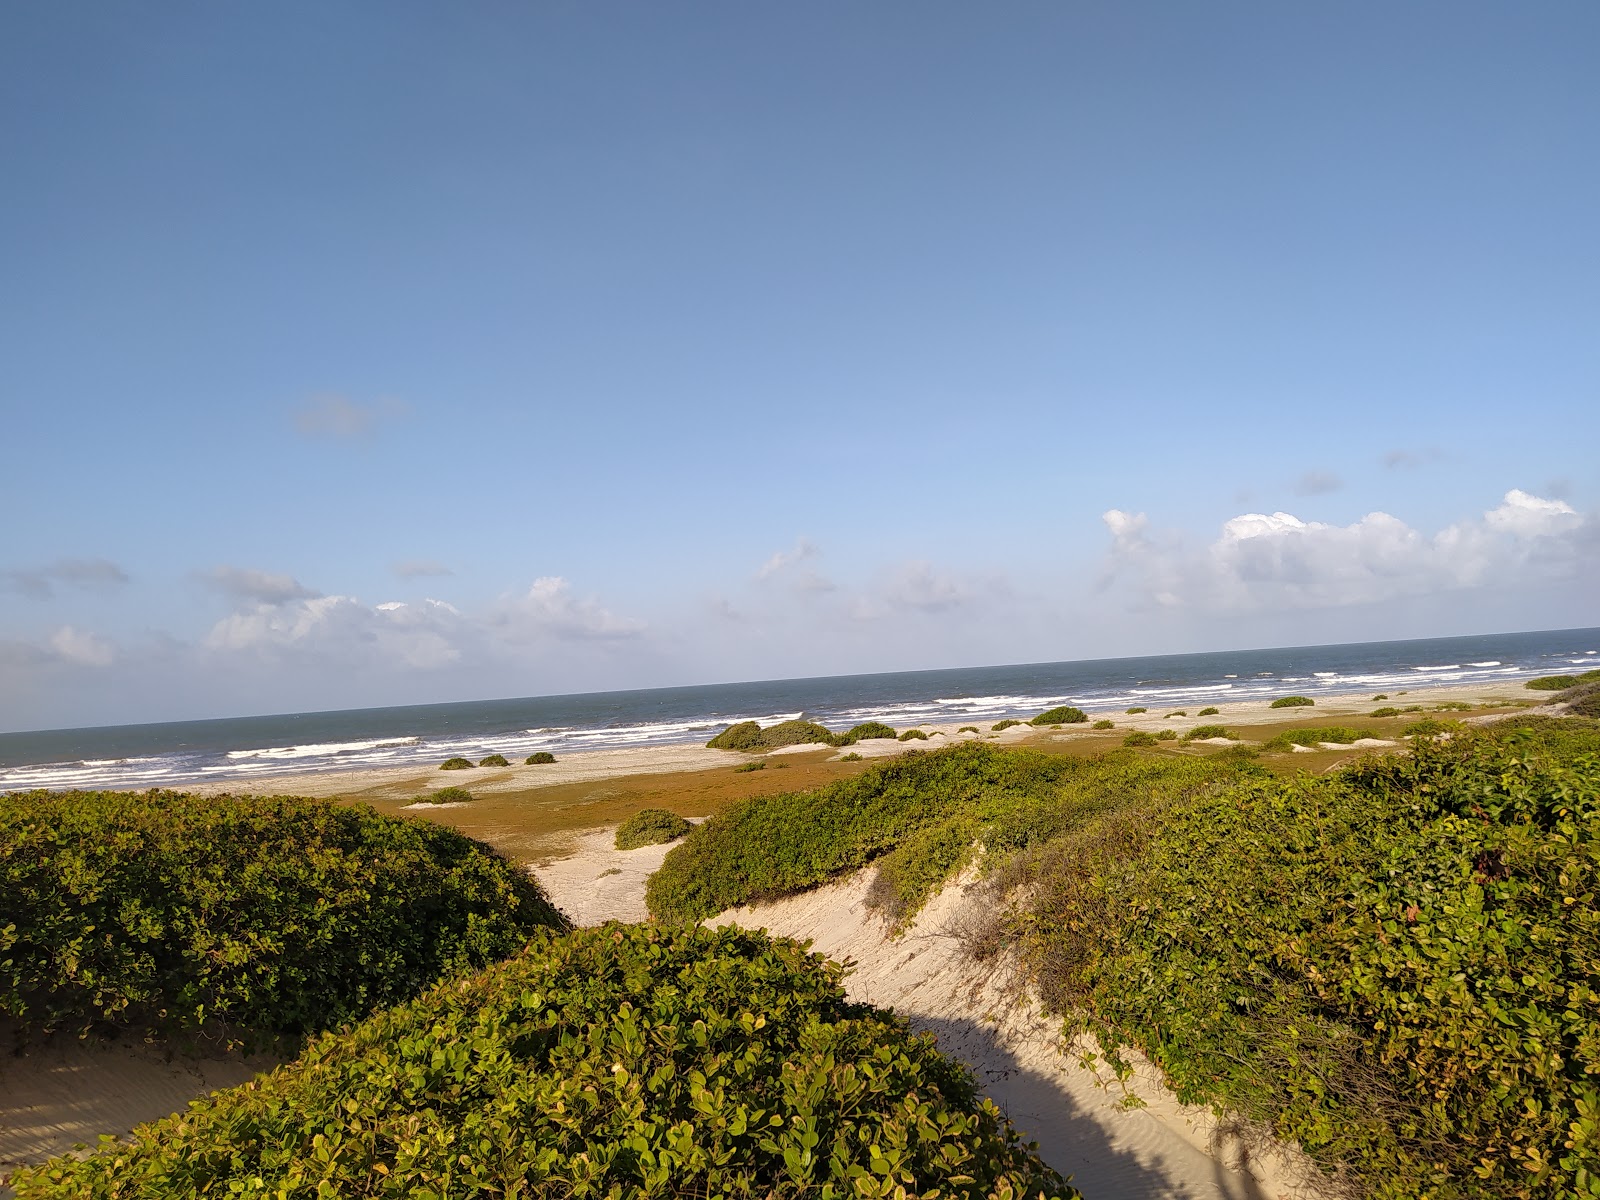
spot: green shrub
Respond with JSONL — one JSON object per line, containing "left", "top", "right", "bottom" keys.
{"left": 707, "top": 720, "right": 839, "bottom": 752}
{"left": 838, "top": 752, "right": 863, "bottom": 762}
{"left": 478, "top": 754, "right": 510, "bottom": 767}
{"left": 614, "top": 808, "right": 692, "bottom": 851}
{"left": 13, "top": 925, "right": 1074, "bottom": 1200}
{"left": 0, "top": 790, "right": 565, "bottom": 1042}
{"left": 524, "top": 751, "right": 556, "bottom": 765}
{"left": 1371, "top": 706, "right": 1401, "bottom": 717}
{"left": 1565, "top": 683, "right": 1600, "bottom": 719}
{"left": 1198, "top": 706, "right": 1220, "bottom": 717}
{"left": 1402, "top": 718, "right": 1463, "bottom": 738}
{"left": 991, "top": 719, "right": 1022, "bottom": 731}
{"left": 733, "top": 761, "right": 767, "bottom": 773}
{"left": 1182, "top": 725, "right": 1229, "bottom": 742}
{"left": 1164, "top": 711, "right": 1187, "bottom": 719}
{"left": 439, "top": 756, "right": 474, "bottom": 770}
{"left": 957, "top": 725, "right": 980, "bottom": 734}
{"left": 1013, "top": 726, "right": 1600, "bottom": 1199}
{"left": 844, "top": 720, "right": 898, "bottom": 742}
{"left": 1091, "top": 719, "right": 1114, "bottom": 730}
{"left": 1154, "top": 730, "right": 1177, "bottom": 741}
{"left": 1123, "top": 731, "right": 1158, "bottom": 747}
{"left": 1269, "top": 695, "right": 1315, "bottom": 708}
{"left": 1030, "top": 706, "right": 1087, "bottom": 726}
{"left": 1125, "top": 706, "right": 1148, "bottom": 714}
{"left": 1433, "top": 701, "right": 1474, "bottom": 712}
{"left": 1373, "top": 693, "right": 1389, "bottom": 700}
{"left": 899, "top": 729, "right": 929, "bottom": 742}
{"left": 413, "top": 786, "right": 473, "bottom": 805}
{"left": 646, "top": 743, "right": 1260, "bottom": 928}
{"left": 1527, "top": 674, "right": 1580, "bottom": 690}
{"left": 1261, "top": 726, "right": 1365, "bottom": 751}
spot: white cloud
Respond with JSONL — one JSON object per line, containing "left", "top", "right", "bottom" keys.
{"left": 205, "top": 594, "right": 466, "bottom": 669}
{"left": 1103, "top": 489, "right": 1592, "bottom": 613}
{"left": 1102, "top": 509, "right": 1149, "bottom": 551}
{"left": 48, "top": 626, "right": 116, "bottom": 667}
{"left": 204, "top": 566, "right": 321, "bottom": 605}
{"left": 293, "top": 393, "right": 407, "bottom": 440}
{"left": 498, "top": 577, "right": 644, "bottom": 640}
{"left": 2, "top": 558, "right": 129, "bottom": 598}
{"left": 756, "top": 537, "right": 819, "bottom": 581}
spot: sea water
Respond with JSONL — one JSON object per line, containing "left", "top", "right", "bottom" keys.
{"left": 2, "top": 627, "right": 1595, "bottom": 792}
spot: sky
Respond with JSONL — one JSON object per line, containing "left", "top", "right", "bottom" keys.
{"left": 2, "top": 2, "right": 1597, "bottom": 732}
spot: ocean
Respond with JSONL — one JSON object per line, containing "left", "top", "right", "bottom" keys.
{"left": 2, "top": 627, "right": 1595, "bottom": 793}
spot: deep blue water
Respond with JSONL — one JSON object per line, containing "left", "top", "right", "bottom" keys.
{"left": 2, "top": 626, "right": 1595, "bottom": 792}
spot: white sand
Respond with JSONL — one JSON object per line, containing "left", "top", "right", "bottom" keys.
{"left": 529, "top": 825, "right": 695, "bottom": 925}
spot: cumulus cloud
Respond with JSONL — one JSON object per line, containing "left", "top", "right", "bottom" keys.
{"left": 205, "top": 595, "right": 466, "bottom": 669}
{"left": 2, "top": 558, "right": 129, "bottom": 598}
{"left": 393, "top": 559, "right": 453, "bottom": 579}
{"left": 49, "top": 625, "right": 117, "bottom": 667}
{"left": 755, "top": 537, "right": 835, "bottom": 594}
{"left": 1293, "top": 470, "right": 1343, "bottom": 496}
{"left": 498, "top": 577, "right": 644, "bottom": 640}
{"left": 293, "top": 393, "right": 407, "bottom": 440}
{"left": 204, "top": 566, "right": 321, "bottom": 605}
{"left": 1102, "top": 489, "right": 1591, "bottom": 613}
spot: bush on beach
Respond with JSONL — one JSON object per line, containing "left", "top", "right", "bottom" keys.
{"left": 478, "top": 754, "right": 511, "bottom": 767}
{"left": 899, "top": 729, "right": 929, "bottom": 742}
{"left": 1269, "top": 696, "right": 1315, "bottom": 708}
{"left": 706, "top": 719, "right": 840, "bottom": 752}
{"left": 1030, "top": 706, "right": 1087, "bottom": 726}
{"left": 439, "top": 756, "right": 474, "bottom": 770}
{"left": 0, "top": 789, "right": 565, "bottom": 1042}
{"left": 844, "top": 720, "right": 898, "bottom": 742}
{"left": 991, "top": 719, "right": 1022, "bottom": 731}
{"left": 524, "top": 751, "right": 556, "bottom": 764}
{"left": 413, "top": 786, "right": 473, "bottom": 805}
{"left": 13, "top": 925, "right": 1074, "bottom": 1200}
{"left": 614, "top": 807, "right": 692, "bottom": 850}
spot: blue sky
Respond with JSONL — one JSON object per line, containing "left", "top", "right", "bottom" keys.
{"left": 3, "top": 2, "right": 1596, "bottom": 731}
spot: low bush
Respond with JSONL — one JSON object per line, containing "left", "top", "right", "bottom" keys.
{"left": 1013, "top": 723, "right": 1600, "bottom": 1199}
{"left": 992, "top": 719, "right": 1021, "bottom": 731}
{"left": 1371, "top": 706, "right": 1401, "bottom": 717}
{"left": 13, "top": 925, "right": 1074, "bottom": 1200}
{"left": 646, "top": 742, "right": 1261, "bottom": 927}
{"left": 1125, "top": 706, "right": 1147, "bottom": 714}
{"left": 478, "top": 754, "right": 511, "bottom": 767}
{"left": 524, "top": 751, "right": 556, "bottom": 765}
{"left": 614, "top": 808, "right": 692, "bottom": 851}
{"left": 844, "top": 721, "right": 898, "bottom": 742}
{"left": 957, "top": 725, "right": 980, "bottom": 734}
{"left": 0, "top": 790, "right": 565, "bottom": 1041}
{"left": 1182, "top": 725, "right": 1229, "bottom": 742}
{"left": 838, "top": 752, "right": 863, "bottom": 762}
{"left": 1164, "top": 710, "right": 1187, "bottom": 719}
{"left": 1154, "top": 730, "right": 1177, "bottom": 741}
{"left": 1198, "top": 706, "right": 1220, "bottom": 717}
{"left": 1402, "top": 718, "right": 1464, "bottom": 738}
{"left": 1433, "top": 701, "right": 1474, "bottom": 712}
{"left": 1269, "top": 695, "right": 1315, "bottom": 708}
{"left": 1565, "top": 682, "right": 1600, "bottom": 719}
{"left": 1030, "top": 706, "right": 1087, "bottom": 726}
{"left": 1527, "top": 674, "right": 1580, "bottom": 690}
{"left": 1373, "top": 693, "right": 1389, "bottom": 700}
{"left": 1123, "top": 731, "right": 1158, "bottom": 747}
{"left": 1091, "top": 719, "right": 1114, "bottom": 730}
{"left": 899, "top": 729, "right": 929, "bottom": 742}
{"left": 733, "top": 761, "right": 766, "bottom": 773}
{"left": 707, "top": 720, "right": 840, "bottom": 752}
{"left": 1261, "top": 726, "right": 1365, "bottom": 751}
{"left": 439, "top": 756, "right": 474, "bottom": 770}
{"left": 413, "top": 786, "right": 473, "bottom": 805}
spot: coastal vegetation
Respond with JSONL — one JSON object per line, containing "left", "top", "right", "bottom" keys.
{"left": 524, "top": 751, "right": 556, "bottom": 764}
{"left": 1261, "top": 726, "right": 1366, "bottom": 751}
{"left": 14, "top": 925, "right": 1072, "bottom": 1200}
{"left": 898, "top": 729, "right": 929, "bottom": 742}
{"left": 1029, "top": 706, "right": 1087, "bottom": 726}
{"left": 440, "top": 756, "right": 474, "bottom": 770}
{"left": 1526, "top": 669, "right": 1600, "bottom": 690}
{"left": 733, "top": 761, "right": 767, "bottom": 773}
{"left": 958, "top": 725, "right": 980, "bottom": 734}
{"left": 479, "top": 753, "right": 511, "bottom": 767}
{"left": 413, "top": 786, "right": 473, "bottom": 805}
{"left": 1269, "top": 695, "right": 1315, "bottom": 708}
{"left": 0, "top": 790, "right": 564, "bottom": 1042}
{"left": 1181, "top": 725, "right": 1229, "bottom": 741}
{"left": 1123, "top": 731, "right": 1157, "bottom": 747}
{"left": 645, "top": 713, "right": 1600, "bottom": 1199}
{"left": 614, "top": 807, "right": 691, "bottom": 850}
{"left": 1372, "top": 706, "right": 1402, "bottom": 717}
{"left": 1125, "top": 706, "right": 1147, "bottom": 714}
{"left": 705, "top": 719, "right": 898, "bottom": 753}
{"left": 991, "top": 719, "right": 1021, "bottom": 731}
{"left": 1091, "top": 719, "right": 1114, "bottom": 729}
{"left": 1197, "top": 707, "right": 1219, "bottom": 716}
